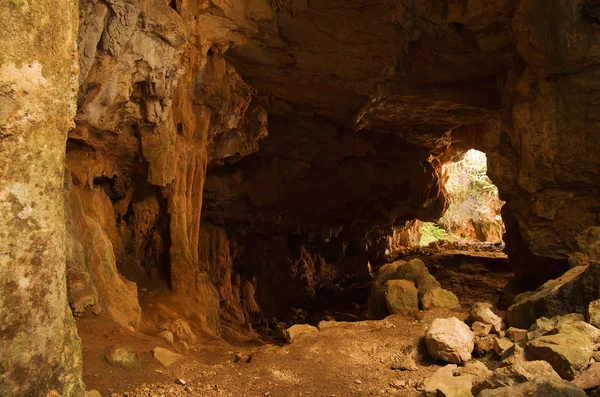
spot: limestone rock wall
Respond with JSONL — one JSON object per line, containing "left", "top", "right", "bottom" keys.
{"left": 67, "top": 0, "right": 270, "bottom": 328}
{"left": 0, "top": 1, "right": 84, "bottom": 395}
{"left": 484, "top": 0, "right": 600, "bottom": 286}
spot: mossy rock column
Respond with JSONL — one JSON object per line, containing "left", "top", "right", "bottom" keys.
{"left": 0, "top": 1, "right": 84, "bottom": 396}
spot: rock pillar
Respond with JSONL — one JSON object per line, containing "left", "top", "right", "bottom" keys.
{"left": 0, "top": 1, "right": 84, "bottom": 396}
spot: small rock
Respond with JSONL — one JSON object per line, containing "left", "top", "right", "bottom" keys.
{"left": 175, "top": 378, "right": 187, "bottom": 386}
{"left": 422, "top": 364, "right": 473, "bottom": 397}
{"left": 493, "top": 338, "right": 514, "bottom": 356}
{"left": 153, "top": 347, "right": 184, "bottom": 367}
{"left": 169, "top": 319, "right": 196, "bottom": 344}
{"left": 354, "top": 379, "right": 362, "bottom": 384}
{"left": 390, "top": 379, "right": 406, "bottom": 389}
{"left": 84, "top": 391, "right": 102, "bottom": 397}
{"left": 272, "top": 323, "right": 290, "bottom": 341}
{"left": 472, "top": 321, "right": 492, "bottom": 337}
{"left": 474, "top": 336, "right": 495, "bottom": 357}
{"left": 287, "top": 324, "right": 319, "bottom": 341}
{"left": 526, "top": 317, "right": 555, "bottom": 341}
{"left": 390, "top": 355, "right": 418, "bottom": 371}
{"left": 158, "top": 330, "right": 174, "bottom": 346}
{"left": 506, "top": 327, "right": 527, "bottom": 343}
{"left": 589, "top": 299, "right": 600, "bottom": 328}
{"left": 460, "top": 361, "right": 492, "bottom": 390}
{"left": 105, "top": 346, "right": 139, "bottom": 370}
{"left": 233, "top": 352, "right": 252, "bottom": 363}
{"left": 385, "top": 279, "right": 419, "bottom": 315}
{"left": 572, "top": 362, "right": 600, "bottom": 390}
{"left": 425, "top": 317, "right": 474, "bottom": 364}
{"left": 499, "top": 344, "right": 527, "bottom": 366}
{"left": 470, "top": 302, "right": 503, "bottom": 333}
{"left": 174, "top": 340, "right": 190, "bottom": 355}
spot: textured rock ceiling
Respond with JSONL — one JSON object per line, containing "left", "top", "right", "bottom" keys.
{"left": 204, "top": 0, "right": 515, "bottom": 234}
{"left": 228, "top": 0, "right": 509, "bottom": 133}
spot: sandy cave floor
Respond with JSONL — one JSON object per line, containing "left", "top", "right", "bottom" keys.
{"left": 79, "top": 250, "right": 511, "bottom": 397}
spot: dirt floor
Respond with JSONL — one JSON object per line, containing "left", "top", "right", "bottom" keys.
{"left": 79, "top": 249, "right": 511, "bottom": 397}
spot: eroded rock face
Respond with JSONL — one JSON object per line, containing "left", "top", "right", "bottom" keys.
{"left": 67, "top": 0, "right": 270, "bottom": 328}
{"left": 0, "top": 1, "right": 84, "bottom": 395}
{"left": 484, "top": 1, "right": 600, "bottom": 286}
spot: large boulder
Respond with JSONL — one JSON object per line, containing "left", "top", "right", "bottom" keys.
{"left": 507, "top": 262, "right": 600, "bottom": 329}
{"left": 369, "top": 258, "right": 453, "bottom": 319}
{"left": 478, "top": 361, "right": 561, "bottom": 393}
{"left": 395, "top": 258, "right": 429, "bottom": 283}
{"left": 525, "top": 320, "right": 597, "bottom": 380}
{"left": 397, "top": 259, "right": 444, "bottom": 300}
{"left": 425, "top": 317, "right": 474, "bottom": 364}
{"left": 385, "top": 279, "right": 419, "bottom": 315}
{"left": 477, "top": 377, "right": 587, "bottom": 397}
{"left": 368, "top": 261, "right": 407, "bottom": 319}
{"left": 422, "top": 287, "right": 461, "bottom": 310}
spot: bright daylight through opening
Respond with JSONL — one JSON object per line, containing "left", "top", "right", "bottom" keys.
{"left": 420, "top": 150, "right": 505, "bottom": 247}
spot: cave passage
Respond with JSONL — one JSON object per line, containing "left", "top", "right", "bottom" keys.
{"left": 419, "top": 149, "right": 506, "bottom": 247}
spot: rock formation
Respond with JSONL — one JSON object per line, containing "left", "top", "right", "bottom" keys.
{"left": 484, "top": 1, "right": 600, "bottom": 285}
{"left": 0, "top": 1, "right": 84, "bottom": 396}
{"left": 1, "top": 0, "right": 600, "bottom": 394}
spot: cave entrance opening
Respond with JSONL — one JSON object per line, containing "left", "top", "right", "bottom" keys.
{"left": 419, "top": 149, "right": 505, "bottom": 249}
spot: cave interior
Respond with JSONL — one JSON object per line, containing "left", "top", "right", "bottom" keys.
{"left": 1, "top": 0, "right": 600, "bottom": 396}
